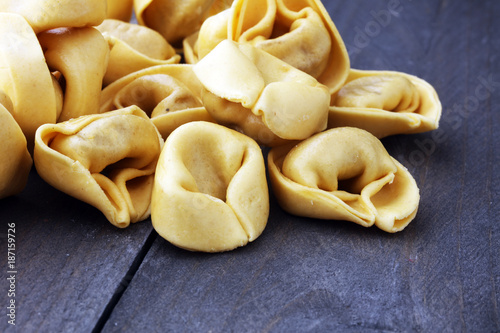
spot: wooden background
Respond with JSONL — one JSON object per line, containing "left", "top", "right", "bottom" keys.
{"left": 1, "top": 0, "right": 499, "bottom": 331}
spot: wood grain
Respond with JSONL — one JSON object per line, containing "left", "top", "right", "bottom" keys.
{"left": 0, "top": 172, "right": 156, "bottom": 332}
{"left": 0, "top": 0, "right": 498, "bottom": 332}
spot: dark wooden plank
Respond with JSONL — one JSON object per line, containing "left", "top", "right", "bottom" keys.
{"left": 0, "top": 170, "right": 155, "bottom": 332}
{"left": 104, "top": 203, "right": 425, "bottom": 331}
{"left": 101, "top": 0, "right": 499, "bottom": 332}
{"left": 1, "top": 0, "right": 497, "bottom": 331}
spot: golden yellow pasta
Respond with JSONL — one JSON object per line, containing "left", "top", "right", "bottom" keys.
{"left": 193, "top": 39, "right": 330, "bottom": 146}
{"left": 183, "top": 9, "right": 230, "bottom": 65}
{"left": 96, "top": 19, "right": 181, "bottom": 86}
{"left": 100, "top": 64, "right": 215, "bottom": 139}
{"left": 186, "top": 0, "right": 350, "bottom": 94}
{"left": 38, "top": 27, "right": 109, "bottom": 122}
{"left": 328, "top": 69, "right": 442, "bottom": 138}
{"left": 34, "top": 106, "right": 164, "bottom": 228}
{"left": 106, "top": 0, "right": 134, "bottom": 21}
{"left": 0, "top": 92, "right": 32, "bottom": 199}
{"left": 134, "top": 0, "right": 232, "bottom": 47}
{"left": 152, "top": 121, "right": 269, "bottom": 252}
{"left": 268, "top": 127, "right": 420, "bottom": 232}
{"left": 0, "top": 0, "right": 106, "bottom": 34}
{"left": 1, "top": 0, "right": 438, "bottom": 244}
{"left": 0, "top": 13, "right": 61, "bottom": 148}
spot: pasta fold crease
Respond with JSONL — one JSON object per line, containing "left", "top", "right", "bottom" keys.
{"left": 100, "top": 64, "right": 215, "bottom": 139}
{"left": 96, "top": 19, "right": 181, "bottom": 85}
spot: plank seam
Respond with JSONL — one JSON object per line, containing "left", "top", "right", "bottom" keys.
{"left": 91, "top": 228, "right": 158, "bottom": 332}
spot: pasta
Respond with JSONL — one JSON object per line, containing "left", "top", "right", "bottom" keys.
{"left": 38, "top": 27, "right": 109, "bottom": 122}
{"left": 193, "top": 39, "right": 330, "bottom": 146}
{"left": 328, "top": 69, "right": 442, "bottom": 138}
{"left": 106, "top": 0, "right": 134, "bottom": 21}
{"left": 0, "top": 0, "right": 443, "bottom": 241}
{"left": 96, "top": 19, "right": 181, "bottom": 85}
{"left": 134, "top": 0, "right": 232, "bottom": 47}
{"left": 34, "top": 106, "right": 164, "bottom": 228}
{"left": 268, "top": 127, "right": 420, "bottom": 232}
{"left": 0, "top": 0, "right": 106, "bottom": 34}
{"left": 100, "top": 64, "right": 215, "bottom": 140}
{"left": 185, "top": 0, "right": 350, "bottom": 94}
{"left": 152, "top": 121, "right": 269, "bottom": 252}
{"left": 0, "top": 13, "right": 63, "bottom": 148}
{"left": 0, "top": 92, "right": 32, "bottom": 199}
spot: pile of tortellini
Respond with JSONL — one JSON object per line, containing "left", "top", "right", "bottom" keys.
{"left": 0, "top": 0, "right": 441, "bottom": 252}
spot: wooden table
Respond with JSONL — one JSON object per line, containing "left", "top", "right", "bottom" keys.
{"left": 1, "top": 0, "right": 499, "bottom": 331}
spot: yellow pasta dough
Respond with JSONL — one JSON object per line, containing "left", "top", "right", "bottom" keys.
{"left": 134, "top": 0, "right": 232, "bottom": 47}
{"left": 96, "top": 19, "right": 181, "bottom": 86}
{"left": 0, "top": 93, "right": 32, "bottom": 199}
{"left": 193, "top": 39, "right": 330, "bottom": 146}
{"left": 328, "top": 69, "right": 442, "bottom": 138}
{"left": 38, "top": 27, "right": 109, "bottom": 122}
{"left": 106, "top": 0, "right": 134, "bottom": 21}
{"left": 0, "top": 0, "right": 106, "bottom": 34}
{"left": 34, "top": 106, "right": 164, "bottom": 228}
{"left": 186, "top": 0, "right": 350, "bottom": 94}
{"left": 0, "top": 0, "right": 438, "bottom": 245}
{"left": 100, "top": 64, "right": 215, "bottom": 139}
{"left": 0, "top": 13, "right": 62, "bottom": 148}
{"left": 268, "top": 127, "right": 420, "bottom": 232}
{"left": 183, "top": 9, "right": 231, "bottom": 64}
{"left": 152, "top": 121, "right": 269, "bottom": 252}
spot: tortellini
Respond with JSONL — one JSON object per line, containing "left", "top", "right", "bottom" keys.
{"left": 100, "top": 64, "right": 215, "bottom": 140}
{"left": 152, "top": 121, "right": 269, "bottom": 252}
{"left": 38, "top": 27, "right": 109, "bottom": 122}
{"left": 268, "top": 127, "right": 420, "bottom": 232}
{"left": 193, "top": 39, "right": 330, "bottom": 146}
{"left": 0, "top": 0, "right": 442, "bottom": 243}
{"left": 0, "top": 92, "right": 32, "bottom": 199}
{"left": 106, "top": 0, "right": 134, "bottom": 21}
{"left": 134, "top": 0, "right": 233, "bottom": 47}
{"left": 185, "top": 0, "right": 350, "bottom": 94}
{"left": 328, "top": 69, "right": 442, "bottom": 138}
{"left": 0, "top": 13, "right": 62, "bottom": 147}
{"left": 96, "top": 19, "right": 181, "bottom": 86}
{"left": 0, "top": 0, "right": 106, "bottom": 34}
{"left": 34, "top": 106, "right": 164, "bottom": 228}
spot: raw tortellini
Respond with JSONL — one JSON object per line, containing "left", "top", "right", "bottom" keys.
{"left": 193, "top": 39, "right": 330, "bottom": 146}
{"left": 0, "top": 13, "right": 62, "bottom": 147}
{"left": 34, "top": 106, "right": 163, "bottom": 228}
{"left": 0, "top": 0, "right": 106, "bottom": 34}
{"left": 152, "top": 121, "right": 269, "bottom": 252}
{"left": 185, "top": 0, "right": 350, "bottom": 94}
{"left": 268, "top": 127, "right": 420, "bottom": 232}
{"left": 134, "top": 0, "right": 233, "bottom": 47}
{"left": 0, "top": 0, "right": 441, "bottom": 247}
{"left": 328, "top": 69, "right": 442, "bottom": 138}
{"left": 96, "top": 19, "right": 181, "bottom": 85}
{"left": 100, "top": 64, "right": 215, "bottom": 140}
{"left": 106, "top": 0, "right": 134, "bottom": 21}
{"left": 0, "top": 92, "right": 32, "bottom": 199}
{"left": 38, "top": 26, "right": 109, "bottom": 122}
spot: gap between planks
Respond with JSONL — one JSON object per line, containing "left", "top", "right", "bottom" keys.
{"left": 92, "top": 228, "right": 158, "bottom": 332}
